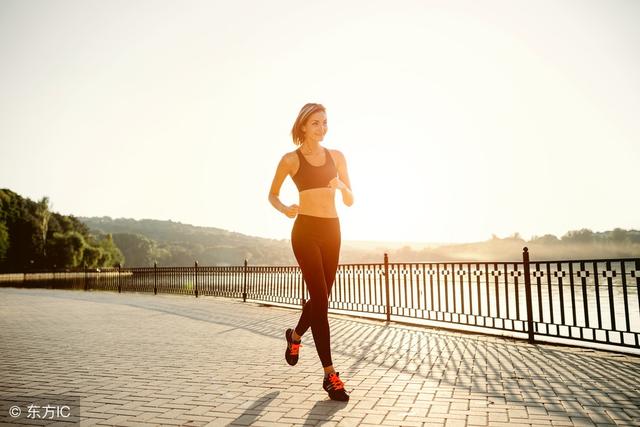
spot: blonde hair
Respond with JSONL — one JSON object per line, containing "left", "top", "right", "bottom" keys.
{"left": 291, "top": 103, "right": 326, "bottom": 145}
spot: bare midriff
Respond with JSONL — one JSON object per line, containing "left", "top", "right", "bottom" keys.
{"left": 298, "top": 187, "right": 338, "bottom": 218}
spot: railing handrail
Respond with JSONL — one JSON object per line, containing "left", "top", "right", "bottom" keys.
{"left": 4, "top": 255, "right": 639, "bottom": 274}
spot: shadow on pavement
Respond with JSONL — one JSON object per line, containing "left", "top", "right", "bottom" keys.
{"left": 229, "top": 391, "right": 279, "bottom": 426}
{"left": 303, "top": 399, "right": 349, "bottom": 426}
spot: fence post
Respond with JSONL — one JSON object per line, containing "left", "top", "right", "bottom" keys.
{"left": 154, "top": 261, "right": 158, "bottom": 295}
{"left": 243, "top": 259, "right": 248, "bottom": 302}
{"left": 194, "top": 261, "right": 199, "bottom": 297}
{"left": 84, "top": 263, "right": 88, "bottom": 291}
{"left": 117, "top": 263, "right": 121, "bottom": 293}
{"left": 523, "top": 247, "right": 535, "bottom": 344}
{"left": 384, "top": 253, "right": 391, "bottom": 322}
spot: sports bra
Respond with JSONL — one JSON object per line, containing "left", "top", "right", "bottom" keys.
{"left": 291, "top": 148, "right": 338, "bottom": 192}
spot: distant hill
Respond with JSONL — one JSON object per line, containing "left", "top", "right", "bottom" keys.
{"left": 79, "top": 216, "right": 297, "bottom": 267}
{"left": 83, "top": 217, "right": 251, "bottom": 246}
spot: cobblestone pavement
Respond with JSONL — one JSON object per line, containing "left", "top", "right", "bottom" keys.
{"left": 1, "top": 287, "right": 639, "bottom": 426}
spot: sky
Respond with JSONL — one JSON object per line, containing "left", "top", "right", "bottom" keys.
{"left": 1, "top": 0, "right": 639, "bottom": 244}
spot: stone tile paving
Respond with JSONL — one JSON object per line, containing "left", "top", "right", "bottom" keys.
{"left": 0, "top": 287, "right": 639, "bottom": 426}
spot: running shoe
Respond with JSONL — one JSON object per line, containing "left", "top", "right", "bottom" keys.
{"left": 323, "top": 372, "right": 349, "bottom": 401}
{"left": 285, "top": 328, "right": 301, "bottom": 366}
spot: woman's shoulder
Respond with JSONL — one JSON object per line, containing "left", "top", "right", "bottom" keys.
{"left": 282, "top": 149, "right": 300, "bottom": 162}
{"left": 327, "top": 148, "right": 346, "bottom": 164}
{"left": 279, "top": 150, "right": 300, "bottom": 170}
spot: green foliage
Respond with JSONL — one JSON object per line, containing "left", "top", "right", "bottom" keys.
{"left": 0, "top": 189, "right": 124, "bottom": 271}
{"left": 94, "top": 233, "right": 124, "bottom": 267}
{"left": 46, "top": 231, "right": 86, "bottom": 268}
{"left": 82, "top": 245, "right": 103, "bottom": 268}
{"left": 0, "top": 189, "right": 43, "bottom": 269}
{"left": 0, "top": 221, "right": 9, "bottom": 262}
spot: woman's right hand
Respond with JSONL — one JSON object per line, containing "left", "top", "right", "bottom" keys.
{"left": 282, "top": 204, "right": 299, "bottom": 218}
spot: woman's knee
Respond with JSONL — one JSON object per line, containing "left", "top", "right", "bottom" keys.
{"left": 310, "top": 296, "right": 329, "bottom": 315}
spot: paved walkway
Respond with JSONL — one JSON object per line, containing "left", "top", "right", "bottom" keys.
{"left": 1, "top": 288, "right": 639, "bottom": 427}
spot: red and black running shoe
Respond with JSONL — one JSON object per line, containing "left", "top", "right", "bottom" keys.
{"left": 323, "top": 372, "right": 349, "bottom": 401}
{"left": 285, "top": 328, "right": 301, "bottom": 366}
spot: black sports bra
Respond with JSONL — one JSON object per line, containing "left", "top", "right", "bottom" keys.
{"left": 291, "top": 148, "right": 337, "bottom": 192}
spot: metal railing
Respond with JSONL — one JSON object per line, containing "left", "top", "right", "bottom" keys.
{"left": 4, "top": 248, "right": 639, "bottom": 353}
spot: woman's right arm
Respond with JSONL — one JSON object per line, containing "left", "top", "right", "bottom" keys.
{"left": 268, "top": 154, "right": 299, "bottom": 218}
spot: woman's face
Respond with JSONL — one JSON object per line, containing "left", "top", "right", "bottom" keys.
{"left": 302, "top": 111, "right": 328, "bottom": 143}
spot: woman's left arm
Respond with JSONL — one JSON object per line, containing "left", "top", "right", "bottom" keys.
{"left": 331, "top": 150, "right": 354, "bottom": 207}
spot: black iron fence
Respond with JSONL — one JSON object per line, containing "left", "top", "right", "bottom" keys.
{"left": 3, "top": 248, "right": 639, "bottom": 354}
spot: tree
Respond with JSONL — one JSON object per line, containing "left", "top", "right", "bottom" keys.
{"left": 0, "top": 189, "right": 126, "bottom": 271}
{"left": 0, "top": 221, "right": 9, "bottom": 263}
{"left": 530, "top": 234, "right": 559, "bottom": 244}
{"left": 94, "top": 233, "right": 124, "bottom": 267}
{"left": 82, "top": 246, "right": 104, "bottom": 268}
{"left": 609, "top": 228, "right": 629, "bottom": 243}
{"left": 35, "top": 197, "right": 51, "bottom": 259}
{"left": 46, "top": 231, "right": 86, "bottom": 268}
{"left": 561, "top": 229, "right": 595, "bottom": 243}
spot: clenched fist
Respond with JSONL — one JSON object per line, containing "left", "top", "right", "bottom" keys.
{"left": 328, "top": 177, "right": 347, "bottom": 190}
{"left": 282, "top": 204, "right": 299, "bottom": 218}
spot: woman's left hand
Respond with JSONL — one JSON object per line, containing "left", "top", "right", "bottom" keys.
{"left": 328, "top": 177, "right": 347, "bottom": 191}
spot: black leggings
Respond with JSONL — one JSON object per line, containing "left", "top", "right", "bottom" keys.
{"left": 291, "top": 214, "right": 341, "bottom": 368}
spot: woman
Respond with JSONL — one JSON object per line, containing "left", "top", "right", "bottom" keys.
{"left": 268, "top": 103, "right": 354, "bottom": 402}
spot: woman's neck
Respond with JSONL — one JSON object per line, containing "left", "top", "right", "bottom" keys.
{"left": 300, "top": 140, "right": 322, "bottom": 154}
